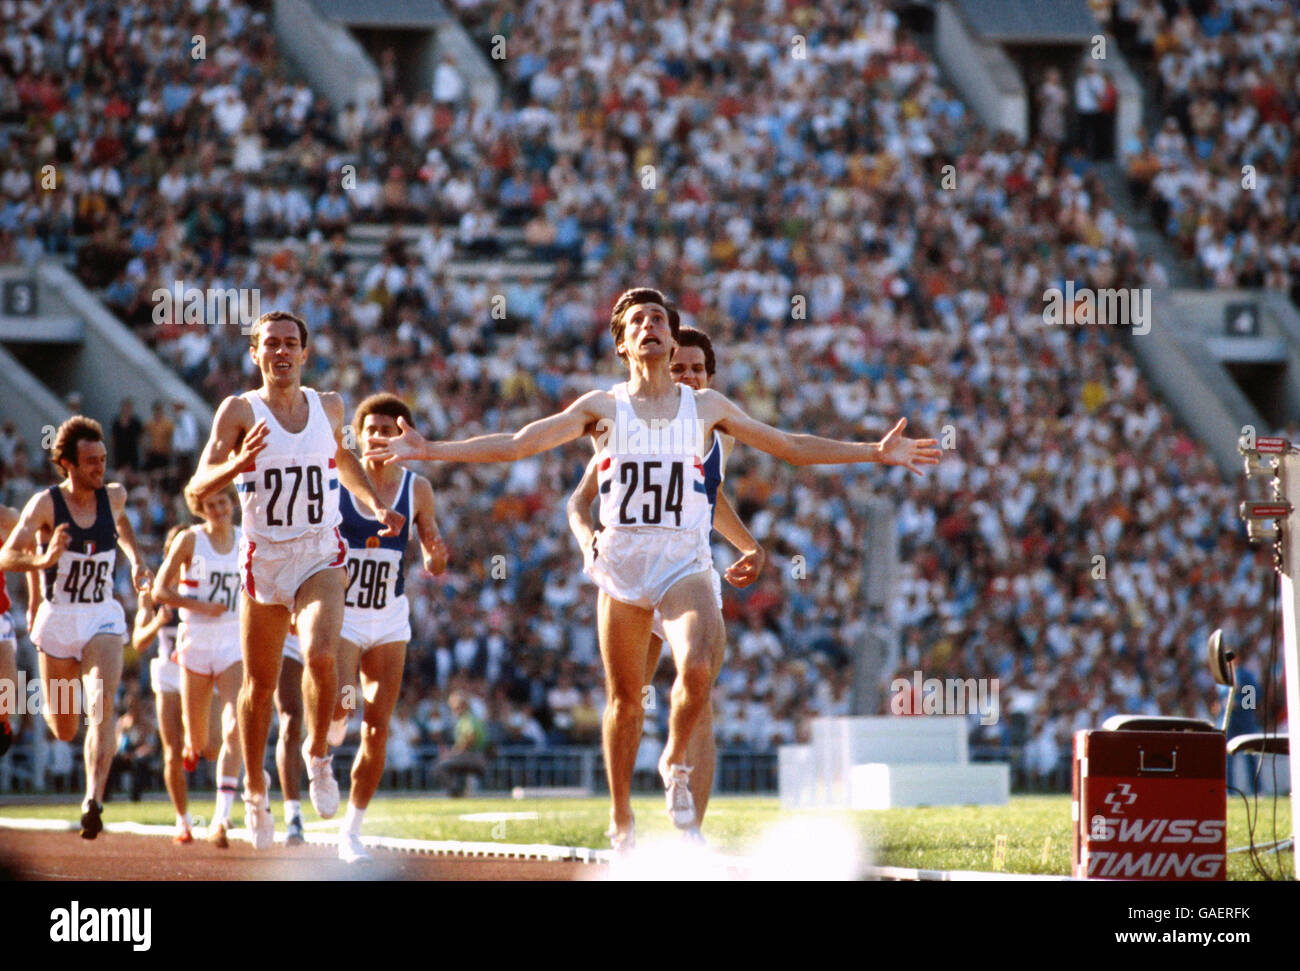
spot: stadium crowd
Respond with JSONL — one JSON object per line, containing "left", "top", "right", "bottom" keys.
{"left": 0, "top": 0, "right": 1286, "bottom": 795}
{"left": 1109, "top": 0, "right": 1300, "bottom": 302}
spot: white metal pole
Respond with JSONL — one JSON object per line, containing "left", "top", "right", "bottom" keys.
{"left": 1273, "top": 452, "right": 1300, "bottom": 880}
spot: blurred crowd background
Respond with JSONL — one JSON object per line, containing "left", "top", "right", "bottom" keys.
{"left": 1, "top": 0, "right": 1294, "bottom": 794}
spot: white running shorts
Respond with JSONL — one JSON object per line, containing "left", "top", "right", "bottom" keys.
{"left": 240, "top": 527, "right": 347, "bottom": 610}
{"left": 176, "top": 620, "right": 242, "bottom": 677}
{"left": 150, "top": 653, "right": 182, "bottom": 694}
{"left": 31, "top": 601, "right": 126, "bottom": 661}
{"left": 585, "top": 528, "right": 713, "bottom": 611}
{"left": 340, "top": 595, "right": 411, "bottom": 652}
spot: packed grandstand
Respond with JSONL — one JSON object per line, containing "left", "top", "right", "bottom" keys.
{"left": 0, "top": 0, "right": 1292, "bottom": 797}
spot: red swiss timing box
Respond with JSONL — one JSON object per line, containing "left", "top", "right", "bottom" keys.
{"left": 1072, "top": 730, "right": 1226, "bottom": 880}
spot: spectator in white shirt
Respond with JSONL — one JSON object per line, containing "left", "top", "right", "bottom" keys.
{"left": 1074, "top": 61, "right": 1108, "bottom": 159}
{"left": 212, "top": 91, "right": 247, "bottom": 138}
{"left": 738, "top": 615, "right": 782, "bottom": 663}
{"left": 433, "top": 56, "right": 465, "bottom": 106}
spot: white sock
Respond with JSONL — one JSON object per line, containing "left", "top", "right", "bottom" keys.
{"left": 342, "top": 802, "right": 365, "bottom": 836}
{"left": 215, "top": 777, "right": 238, "bottom": 824}
{"left": 177, "top": 812, "right": 192, "bottom": 832}
{"left": 285, "top": 798, "right": 301, "bottom": 822}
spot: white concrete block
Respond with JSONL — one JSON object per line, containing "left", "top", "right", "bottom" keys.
{"left": 847, "top": 763, "right": 1011, "bottom": 809}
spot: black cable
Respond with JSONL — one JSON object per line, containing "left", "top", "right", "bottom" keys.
{"left": 1229, "top": 784, "right": 1271, "bottom": 880}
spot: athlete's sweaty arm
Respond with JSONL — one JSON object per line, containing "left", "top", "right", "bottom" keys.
{"left": 712, "top": 494, "right": 763, "bottom": 588}
{"left": 152, "top": 530, "right": 225, "bottom": 618}
{"left": 410, "top": 476, "right": 448, "bottom": 575}
{"left": 704, "top": 391, "right": 942, "bottom": 474}
{"left": 0, "top": 493, "right": 69, "bottom": 573}
{"left": 322, "top": 392, "right": 404, "bottom": 538}
{"left": 0, "top": 493, "right": 61, "bottom": 629}
{"left": 366, "top": 391, "right": 607, "bottom": 465}
{"left": 186, "top": 397, "right": 269, "bottom": 509}
{"left": 335, "top": 446, "right": 404, "bottom": 539}
{"left": 566, "top": 457, "right": 601, "bottom": 567}
{"left": 108, "top": 483, "right": 152, "bottom": 591}
{"left": 131, "top": 593, "right": 173, "bottom": 653}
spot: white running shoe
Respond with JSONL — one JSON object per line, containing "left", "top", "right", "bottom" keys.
{"left": 682, "top": 826, "right": 707, "bottom": 847}
{"left": 338, "top": 832, "right": 371, "bottom": 864}
{"left": 660, "top": 762, "right": 696, "bottom": 829}
{"left": 605, "top": 820, "right": 636, "bottom": 854}
{"left": 242, "top": 792, "right": 274, "bottom": 850}
{"left": 327, "top": 715, "right": 348, "bottom": 748}
{"left": 303, "top": 743, "right": 340, "bottom": 819}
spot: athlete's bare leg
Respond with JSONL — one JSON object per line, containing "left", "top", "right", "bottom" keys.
{"left": 79, "top": 633, "right": 125, "bottom": 805}
{"left": 214, "top": 663, "right": 244, "bottom": 784}
{"left": 275, "top": 656, "right": 304, "bottom": 800}
{"left": 599, "top": 591, "right": 654, "bottom": 835}
{"left": 154, "top": 689, "right": 187, "bottom": 820}
{"left": 180, "top": 667, "right": 215, "bottom": 760}
{"left": 203, "top": 698, "right": 221, "bottom": 761}
{"left": 238, "top": 596, "right": 290, "bottom": 798}
{"left": 0, "top": 641, "right": 17, "bottom": 730}
{"left": 295, "top": 566, "right": 346, "bottom": 759}
{"left": 642, "top": 634, "right": 663, "bottom": 687}
{"left": 37, "top": 651, "right": 82, "bottom": 742}
{"left": 644, "top": 631, "right": 717, "bottom": 827}
{"left": 657, "top": 571, "right": 726, "bottom": 776}
{"left": 682, "top": 695, "right": 716, "bottom": 826}
{"left": 348, "top": 641, "right": 405, "bottom": 809}
{"left": 334, "top": 637, "right": 361, "bottom": 725}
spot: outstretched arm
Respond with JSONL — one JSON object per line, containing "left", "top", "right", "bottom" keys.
{"left": 708, "top": 392, "right": 941, "bottom": 473}
{"left": 366, "top": 391, "right": 606, "bottom": 465}
{"left": 566, "top": 456, "right": 601, "bottom": 567}
{"left": 186, "top": 396, "right": 268, "bottom": 508}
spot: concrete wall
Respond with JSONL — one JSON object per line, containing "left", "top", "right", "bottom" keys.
{"left": 273, "top": 0, "right": 382, "bottom": 110}
{"left": 0, "top": 342, "right": 74, "bottom": 460}
{"left": 0, "top": 263, "right": 83, "bottom": 343}
{"left": 936, "top": 0, "right": 1027, "bottom": 139}
{"left": 0, "top": 261, "right": 198, "bottom": 461}
{"left": 36, "top": 262, "right": 214, "bottom": 433}
{"left": 1131, "top": 288, "right": 1290, "bottom": 477}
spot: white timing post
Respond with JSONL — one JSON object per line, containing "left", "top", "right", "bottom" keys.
{"left": 1239, "top": 434, "right": 1299, "bottom": 879}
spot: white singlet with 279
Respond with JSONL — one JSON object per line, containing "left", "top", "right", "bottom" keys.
{"left": 235, "top": 388, "right": 342, "bottom": 543}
